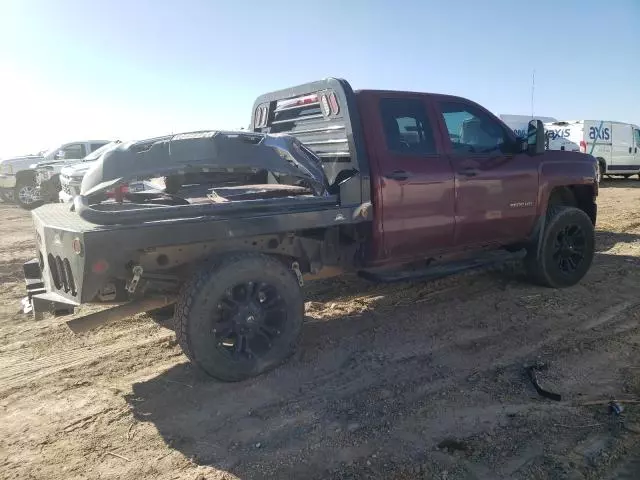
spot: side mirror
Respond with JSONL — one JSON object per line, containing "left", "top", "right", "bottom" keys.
{"left": 527, "top": 120, "right": 545, "bottom": 155}
{"left": 54, "top": 150, "right": 66, "bottom": 160}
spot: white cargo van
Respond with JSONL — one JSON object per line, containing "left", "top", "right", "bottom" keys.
{"left": 544, "top": 120, "right": 640, "bottom": 181}
{"left": 500, "top": 114, "right": 557, "bottom": 138}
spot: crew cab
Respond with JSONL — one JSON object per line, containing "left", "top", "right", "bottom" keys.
{"left": 22, "top": 78, "right": 598, "bottom": 382}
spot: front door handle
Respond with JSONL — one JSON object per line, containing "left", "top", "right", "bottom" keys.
{"left": 458, "top": 167, "right": 478, "bottom": 177}
{"left": 384, "top": 170, "right": 411, "bottom": 181}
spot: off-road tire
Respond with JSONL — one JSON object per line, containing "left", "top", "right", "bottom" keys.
{"left": 525, "top": 206, "right": 594, "bottom": 288}
{"left": 175, "top": 252, "right": 304, "bottom": 382}
{"left": 14, "top": 178, "right": 43, "bottom": 210}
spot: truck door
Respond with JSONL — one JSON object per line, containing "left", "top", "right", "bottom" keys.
{"left": 365, "top": 95, "right": 455, "bottom": 263}
{"left": 433, "top": 100, "right": 538, "bottom": 247}
{"left": 610, "top": 123, "right": 636, "bottom": 172}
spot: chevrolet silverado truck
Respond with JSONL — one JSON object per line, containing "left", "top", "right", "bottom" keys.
{"left": 0, "top": 154, "right": 43, "bottom": 203}
{"left": 1, "top": 140, "right": 111, "bottom": 209}
{"left": 22, "top": 78, "right": 598, "bottom": 381}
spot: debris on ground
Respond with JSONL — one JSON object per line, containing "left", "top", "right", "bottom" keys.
{"left": 527, "top": 363, "right": 562, "bottom": 401}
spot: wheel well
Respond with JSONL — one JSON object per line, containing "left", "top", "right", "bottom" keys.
{"left": 596, "top": 157, "right": 606, "bottom": 172}
{"left": 548, "top": 185, "right": 596, "bottom": 225}
{"left": 15, "top": 169, "right": 35, "bottom": 184}
{"left": 548, "top": 186, "right": 577, "bottom": 207}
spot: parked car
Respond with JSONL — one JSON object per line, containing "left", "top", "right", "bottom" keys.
{"left": 22, "top": 78, "right": 598, "bottom": 382}
{"left": 29, "top": 140, "right": 111, "bottom": 208}
{"left": 544, "top": 120, "right": 640, "bottom": 181}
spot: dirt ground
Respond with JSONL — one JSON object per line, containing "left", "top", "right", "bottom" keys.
{"left": 1, "top": 181, "right": 640, "bottom": 480}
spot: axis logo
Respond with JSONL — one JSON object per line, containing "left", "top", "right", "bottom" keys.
{"left": 588, "top": 126, "right": 610, "bottom": 141}
{"left": 546, "top": 129, "right": 570, "bottom": 140}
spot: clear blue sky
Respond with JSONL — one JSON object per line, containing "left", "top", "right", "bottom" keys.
{"left": 1, "top": 0, "right": 638, "bottom": 156}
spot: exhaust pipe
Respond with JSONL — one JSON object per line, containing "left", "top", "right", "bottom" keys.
{"left": 66, "top": 295, "right": 176, "bottom": 334}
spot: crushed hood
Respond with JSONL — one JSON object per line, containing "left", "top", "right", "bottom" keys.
{"left": 0, "top": 155, "right": 43, "bottom": 166}
{"left": 81, "top": 131, "right": 329, "bottom": 196}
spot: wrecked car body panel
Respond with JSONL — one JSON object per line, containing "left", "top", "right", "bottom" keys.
{"left": 81, "top": 131, "right": 329, "bottom": 197}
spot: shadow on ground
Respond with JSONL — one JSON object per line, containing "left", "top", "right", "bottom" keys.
{"left": 126, "top": 246, "right": 640, "bottom": 479}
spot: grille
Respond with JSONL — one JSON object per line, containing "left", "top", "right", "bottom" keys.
{"left": 47, "top": 253, "right": 77, "bottom": 296}
{"left": 62, "top": 183, "right": 77, "bottom": 196}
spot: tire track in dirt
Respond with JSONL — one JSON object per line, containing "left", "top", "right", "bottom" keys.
{"left": 0, "top": 331, "right": 172, "bottom": 394}
{"left": 129, "top": 269, "right": 640, "bottom": 479}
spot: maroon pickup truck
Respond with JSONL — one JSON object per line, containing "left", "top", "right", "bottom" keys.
{"left": 23, "top": 78, "right": 598, "bottom": 381}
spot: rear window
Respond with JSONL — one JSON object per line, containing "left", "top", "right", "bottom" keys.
{"left": 90, "top": 142, "right": 108, "bottom": 152}
{"left": 379, "top": 98, "right": 437, "bottom": 155}
{"left": 84, "top": 141, "right": 121, "bottom": 161}
{"left": 61, "top": 143, "right": 86, "bottom": 160}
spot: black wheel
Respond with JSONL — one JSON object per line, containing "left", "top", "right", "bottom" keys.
{"left": 525, "top": 206, "right": 594, "bottom": 288}
{"left": 14, "top": 178, "right": 43, "bottom": 210}
{"left": 175, "top": 253, "right": 304, "bottom": 381}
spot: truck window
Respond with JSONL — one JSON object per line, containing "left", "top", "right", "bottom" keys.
{"left": 89, "top": 142, "right": 108, "bottom": 152}
{"left": 61, "top": 143, "right": 87, "bottom": 160}
{"left": 634, "top": 129, "right": 640, "bottom": 146}
{"left": 379, "top": 98, "right": 436, "bottom": 155}
{"left": 439, "top": 102, "right": 511, "bottom": 154}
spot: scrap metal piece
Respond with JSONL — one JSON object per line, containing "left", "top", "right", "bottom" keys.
{"left": 66, "top": 295, "right": 176, "bottom": 334}
{"left": 527, "top": 364, "right": 562, "bottom": 401}
{"left": 609, "top": 401, "right": 624, "bottom": 416}
{"left": 80, "top": 131, "right": 328, "bottom": 198}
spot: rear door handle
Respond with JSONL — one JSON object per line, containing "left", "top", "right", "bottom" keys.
{"left": 383, "top": 170, "right": 411, "bottom": 181}
{"left": 629, "top": 147, "right": 633, "bottom": 154}
{"left": 458, "top": 167, "right": 478, "bottom": 177}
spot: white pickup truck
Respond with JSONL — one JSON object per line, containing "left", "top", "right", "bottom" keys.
{"left": 0, "top": 154, "right": 42, "bottom": 203}
{"left": 0, "top": 140, "right": 110, "bottom": 209}
{"left": 57, "top": 141, "right": 124, "bottom": 202}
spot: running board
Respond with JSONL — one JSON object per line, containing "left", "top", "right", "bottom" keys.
{"left": 358, "top": 250, "right": 525, "bottom": 283}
